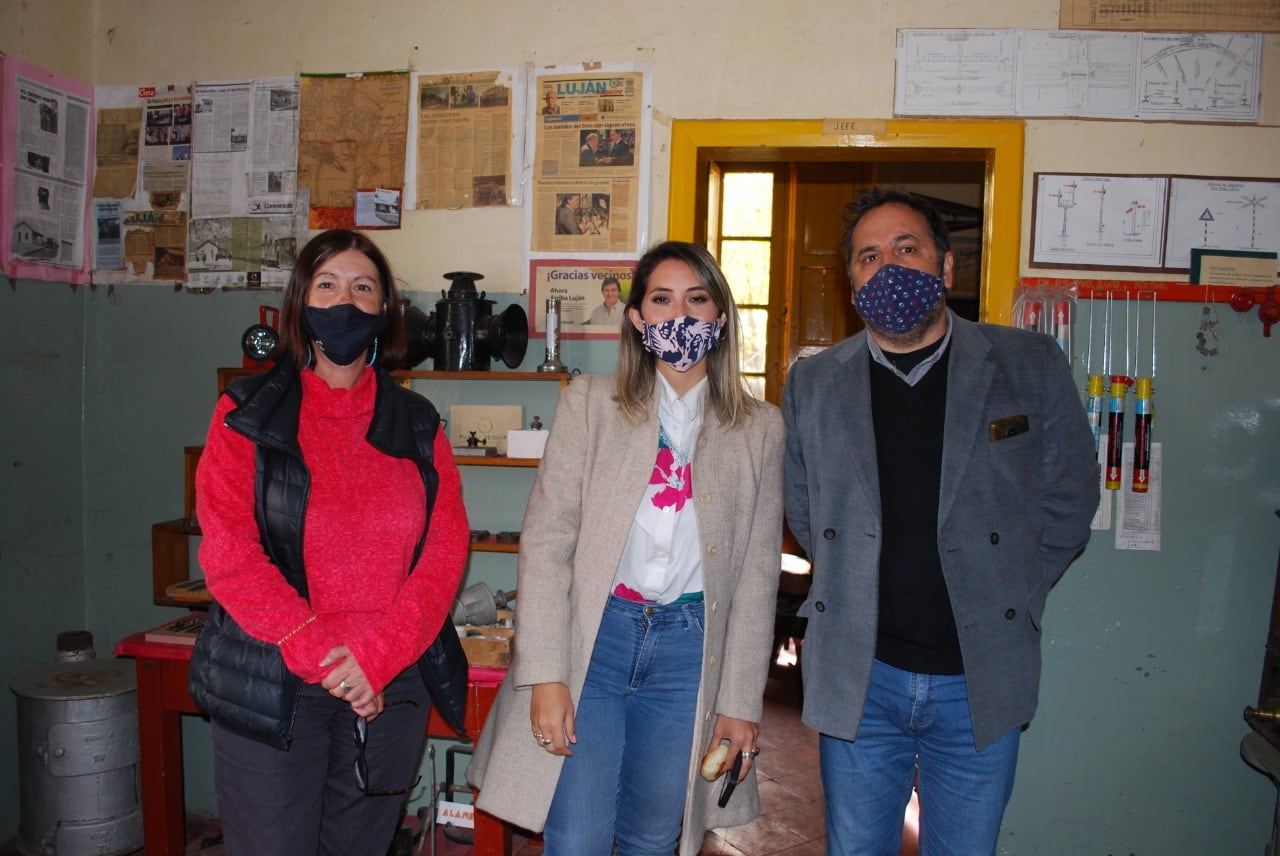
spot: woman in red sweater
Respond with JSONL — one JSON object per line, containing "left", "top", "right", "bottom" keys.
{"left": 190, "top": 230, "right": 469, "bottom": 855}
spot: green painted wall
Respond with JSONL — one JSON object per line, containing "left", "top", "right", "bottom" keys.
{"left": 5, "top": 278, "right": 1279, "bottom": 852}
{"left": 0, "top": 277, "right": 619, "bottom": 837}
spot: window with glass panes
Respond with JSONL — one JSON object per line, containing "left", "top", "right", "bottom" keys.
{"left": 716, "top": 172, "right": 774, "bottom": 401}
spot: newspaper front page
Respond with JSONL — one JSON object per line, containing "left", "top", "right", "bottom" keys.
{"left": 531, "top": 70, "right": 645, "bottom": 255}
{"left": 187, "top": 77, "right": 302, "bottom": 290}
{"left": 11, "top": 74, "right": 91, "bottom": 270}
{"left": 92, "top": 83, "right": 193, "bottom": 283}
{"left": 413, "top": 70, "right": 515, "bottom": 210}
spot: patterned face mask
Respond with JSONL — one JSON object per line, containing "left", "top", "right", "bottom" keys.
{"left": 853, "top": 263, "right": 945, "bottom": 334}
{"left": 640, "top": 316, "right": 723, "bottom": 372}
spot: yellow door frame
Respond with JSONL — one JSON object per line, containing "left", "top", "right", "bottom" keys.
{"left": 667, "top": 119, "right": 1025, "bottom": 325}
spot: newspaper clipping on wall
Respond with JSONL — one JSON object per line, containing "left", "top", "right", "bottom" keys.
{"left": 529, "top": 258, "right": 637, "bottom": 338}
{"left": 530, "top": 70, "right": 646, "bottom": 255}
{"left": 9, "top": 72, "right": 91, "bottom": 271}
{"left": 186, "top": 77, "right": 302, "bottom": 289}
{"left": 412, "top": 70, "right": 516, "bottom": 210}
{"left": 92, "top": 82, "right": 193, "bottom": 283}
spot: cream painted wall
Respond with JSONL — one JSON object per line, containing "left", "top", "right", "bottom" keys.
{"left": 1023, "top": 121, "right": 1280, "bottom": 278}
{"left": 0, "top": 0, "right": 96, "bottom": 81}
{"left": 7, "top": 1, "right": 1275, "bottom": 296}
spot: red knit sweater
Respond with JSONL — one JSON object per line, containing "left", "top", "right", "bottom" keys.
{"left": 195, "top": 367, "right": 470, "bottom": 694}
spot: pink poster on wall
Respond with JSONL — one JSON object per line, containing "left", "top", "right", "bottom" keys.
{"left": 1, "top": 54, "right": 95, "bottom": 284}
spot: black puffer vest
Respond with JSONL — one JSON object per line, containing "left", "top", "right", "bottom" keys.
{"left": 189, "top": 360, "right": 462, "bottom": 747}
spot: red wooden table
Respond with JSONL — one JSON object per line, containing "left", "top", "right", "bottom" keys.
{"left": 115, "top": 632, "right": 517, "bottom": 856}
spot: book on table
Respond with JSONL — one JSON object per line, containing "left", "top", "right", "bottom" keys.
{"left": 165, "top": 577, "right": 212, "bottom": 602}
{"left": 144, "top": 612, "right": 207, "bottom": 646}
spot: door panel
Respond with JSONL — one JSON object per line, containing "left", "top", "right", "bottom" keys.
{"left": 785, "top": 164, "right": 869, "bottom": 371}
{"left": 795, "top": 264, "right": 851, "bottom": 352}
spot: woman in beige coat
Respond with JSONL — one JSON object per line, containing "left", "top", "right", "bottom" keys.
{"left": 467, "top": 241, "right": 785, "bottom": 855}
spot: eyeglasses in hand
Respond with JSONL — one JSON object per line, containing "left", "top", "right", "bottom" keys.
{"left": 353, "top": 700, "right": 422, "bottom": 797}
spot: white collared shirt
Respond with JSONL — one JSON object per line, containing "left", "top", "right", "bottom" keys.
{"left": 611, "top": 373, "right": 707, "bottom": 603}
{"left": 865, "top": 310, "right": 955, "bottom": 386}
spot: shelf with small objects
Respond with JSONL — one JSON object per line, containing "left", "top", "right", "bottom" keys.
{"left": 149, "top": 366, "right": 568, "bottom": 607}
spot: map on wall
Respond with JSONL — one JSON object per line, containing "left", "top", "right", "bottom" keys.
{"left": 298, "top": 71, "right": 409, "bottom": 230}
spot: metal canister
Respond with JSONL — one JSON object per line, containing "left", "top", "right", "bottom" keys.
{"left": 538, "top": 297, "right": 567, "bottom": 372}
{"left": 10, "top": 657, "right": 142, "bottom": 856}
{"left": 54, "top": 631, "right": 96, "bottom": 663}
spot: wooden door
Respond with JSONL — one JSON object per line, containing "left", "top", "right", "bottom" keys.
{"left": 783, "top": 164, "right": 871, "bottom": 377}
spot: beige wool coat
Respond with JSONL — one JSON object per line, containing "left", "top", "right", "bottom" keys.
{"left": 467, "top": 374, "right": 785, "bottom": 855}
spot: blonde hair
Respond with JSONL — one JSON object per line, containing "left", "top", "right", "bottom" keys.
{"left": 614, "top": 241, "right": 757, "bottom": 428}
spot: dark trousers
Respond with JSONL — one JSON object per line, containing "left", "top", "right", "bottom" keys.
{"left": 211, "top": 668, "right": 430, "bottom": 856}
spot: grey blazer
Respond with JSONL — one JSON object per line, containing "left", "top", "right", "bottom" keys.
{"left": 782, "top": 314, "right": 1098, "bottom": 750}
{"left": 468, "top": 374, "right": 785, "bottom": 855}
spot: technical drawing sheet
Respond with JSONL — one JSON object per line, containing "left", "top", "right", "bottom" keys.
{"left": 1016, "top": 30, "right": 1138, "bottom": 117}
{"left": 894, "top": 30, "right": 1019, "bottom": 116}
{"left": 1032, "top": 174, "right": 1169, "bottom": 268}
{"left": 1165, "top": 177, "right": 1280, "bottom": 272}
{"left": 895, "top": 28, "right": 1262, "bottom": 122}
{"left": 1137, "top": 32, "right": 1262, "bottom": 122}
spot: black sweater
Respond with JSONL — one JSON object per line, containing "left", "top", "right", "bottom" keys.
{"left": 870, "top": 345, "right": 964, "bottom": 675}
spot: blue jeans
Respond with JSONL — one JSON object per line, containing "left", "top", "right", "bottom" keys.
{"left": 820, "top": 659, "right": 1020, "bottom": 856}
{"left": 543, "top": 594, "right": 705, "bottom": 855}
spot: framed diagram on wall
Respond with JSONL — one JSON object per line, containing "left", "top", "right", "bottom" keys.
{"left": 1031, "top": 172, "right": 1280, "bottom": 276}
{"left": 1164, "top": 176, "right": 1280, "bottom": 274}
{"left": 1030, "top": 173, "right": 1169, "bottom": 271}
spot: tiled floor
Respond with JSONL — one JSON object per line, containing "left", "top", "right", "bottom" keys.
{"left": 451, "top": 660, "right": 920, "bottom": 856}
{"left": 699, "top": 665, "right": 825, "bottom": 855}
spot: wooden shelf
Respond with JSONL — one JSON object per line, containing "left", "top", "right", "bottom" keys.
{"left": 219, "top": 365, "right": 572, "bottom": 393}
{"left": 155, "top": 367, "right": 559, "bottom": 606}
{"left": 152, "top": 518, "right": 200, "bottom": 605}
{"left": 398, "top": 370, "right": 571, "bottom": 382}
{"left": 469, "top": 535, "right": 520, "bottom": 554}
{"left": 456, "top": 455, "right": 541, "bottom": 468}
{"left": 150, "top": 514, "right": 521, "bottom": 605}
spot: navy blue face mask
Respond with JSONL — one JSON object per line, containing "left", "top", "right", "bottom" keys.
{"left": 303, "top": 303, "right": 387, "bottom": 366}
{"left": 853, "top": 263, "right": 945, "bottom": 334}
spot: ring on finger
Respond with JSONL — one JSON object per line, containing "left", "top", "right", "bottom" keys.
{"left": 742, "top": 747, "right": 760, "bottom": 758}
{"left": 539, "top": 737, "right": 553, "bottom": 746}
{"left": 339, "top": 680, "right": 352, "bottom": 694}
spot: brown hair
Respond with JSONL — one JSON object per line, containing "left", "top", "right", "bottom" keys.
{"left": 614, "top": 241, "right": 756, "bottom": 428}
{"left": 841, "top": 186, "right": 951, "bottom": 277}
{"left": 278, "top": 229, "right": 406, "bottom": 370}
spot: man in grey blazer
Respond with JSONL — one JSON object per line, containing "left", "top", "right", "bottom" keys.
{"left": 782, "top": 187, "right": 1099, "bottom": 855}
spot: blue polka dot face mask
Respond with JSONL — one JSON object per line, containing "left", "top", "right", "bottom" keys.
{"left": 640, "top": 316, "right": 723, "bottom": 372}
{"left": 853, "top": 263, "right": 946, "bottom": 334}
